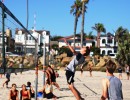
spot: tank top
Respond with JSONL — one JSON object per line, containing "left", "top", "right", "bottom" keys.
{"left": 21, "top": 90, "right": 29, "bottom": 97}
{"left": 106, "top": 76, "right": 123, "bottom": 100}
{"left": 10, "top": 90, "right": 18, "bottom": 100}
{"left": 66, "top": 53, "right": 85, "bottom": 73}
{"left": 49, "top": 68, "right": 56, "bottom": 80}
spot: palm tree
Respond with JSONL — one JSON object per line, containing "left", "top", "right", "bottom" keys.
{"left": 85, "top": 31, "right": 95, "bottom": 39}
{"left": 70, "top": 0, "right": 82, "bottom": 49}
{"left": 92, "top": 23, "right": 106, "bottom": 48}
{"left": 81, "top": 0, "right": 89, "bottom": 48}
{"left": 115, "top": 26, "right": 130, "bottom": 66}
{"left": 114, "top": 26, "right": 127, "bottom": 43}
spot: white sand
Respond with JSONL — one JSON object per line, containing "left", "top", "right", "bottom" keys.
{"left": 0, "top": 70, "right": 130, "bottom": 100}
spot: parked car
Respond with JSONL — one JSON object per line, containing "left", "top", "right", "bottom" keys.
{"left": 26, "top": 53, "right": 33, "bottom": 56}
{"left": 109, "top": 53, "right": 117, "bottom": 59}
{"left": 5, "top": 52, "right": 19, "bottom": 57}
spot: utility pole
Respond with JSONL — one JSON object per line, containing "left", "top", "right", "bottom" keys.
{"left": 2, "top": 5, "right": 6, "bottom": 74}
{"left": 42, "top": 32, "right": 46, "bottom": 98}
{"left": 34, "top": 38, "right": 38, "bottom": 100}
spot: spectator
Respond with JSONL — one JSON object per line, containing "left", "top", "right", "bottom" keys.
{"left": 20, "top": 84, "right": 31, "bottom": 100}
{"left": 38, "top": 79, "right": 57, "bottom": 100}
{"left": 26, "top": 81, "right": 35, "bottom": 98}
{"left": 87, "top": 62, "right": 93, "bottom": 77}
{"left": 117, "top": 66, "right": 123, "bottom": 80}
{"left": 101, "top": 60, "right": 123, "bottom": 100}
{"left": 125, "top": 64, "right": 129, "bottom": 80}
{"left": 9, "top": 83, "right": 19, "bottom": 100}
{"left": 19, "top": 60, "right": 23, "bottom": 74}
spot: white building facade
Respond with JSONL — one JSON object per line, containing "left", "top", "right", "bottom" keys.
{"left": 15, "top": 30, "right": 50, "bottom": 54}
{"left": 100, "top": 34, "right": 118, "bottom": 58}
{"left": 58, "top": 35, "right": 96, "bottom": 52}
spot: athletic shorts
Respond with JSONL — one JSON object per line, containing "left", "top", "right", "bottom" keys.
{"left": 51, "top": 76, "right": 56, "bottom": 82}
{"left": 44, "top": 92, "right": 54, "bottom": 99}
{"left": 65, "top": 70, "right": 75, "bottom": 84}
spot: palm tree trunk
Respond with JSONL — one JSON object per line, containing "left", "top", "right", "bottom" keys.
{"left": 97, "top": 32, "right": 100, "bottom": 48}
{"left": 73, "top": 16, "right": 78, "bottom": 50}
{"left": 81, "top": 1, "right": 85, "bottom": 48}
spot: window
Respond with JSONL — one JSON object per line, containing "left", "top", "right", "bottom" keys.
{"left": 107, "top": 50, "right": 112, "bottom": 55}
{"left": 92, "top": 41, "right": 95, "bottom": 47}
{"left": 29, "top": 37, "right": 31, "bottom": 40}
{"left": 114, "top": 47, "right": 117, "bottom": 53}
{"left": 83, "top": 43, "right": 86, "bottom": 46}
{"left": 102, "top": 39, "right": 106, "bottom": 44}
{"left": 27, "top": 36, "right": 29, "bottom": 40}
{"left": 114, "top": 40, "right": 116, "bottom": 45}
{"left": 102, "top": 50, "right": 105, "bottom": 56}
{"left": 107, "top": 39, "right": 113, "bottom": 44}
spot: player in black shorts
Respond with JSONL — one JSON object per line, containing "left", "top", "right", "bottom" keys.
{"left": 64, "top": 38, "right": 90, "bottom": 100}
{"left": 45, "top": 65, "right": 60, "bottom": 90}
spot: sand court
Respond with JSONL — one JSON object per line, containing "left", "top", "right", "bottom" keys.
{"left": 0, "top": 70, "right": 130, "bottom": 100}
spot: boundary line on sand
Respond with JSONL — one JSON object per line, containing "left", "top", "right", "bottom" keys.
{"left": 83, "top": 84, "right": 98, "bottom": 95}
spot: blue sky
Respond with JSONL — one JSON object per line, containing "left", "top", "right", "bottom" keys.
{"left": 2, "top": 0, "right": 130, "bottom": 37}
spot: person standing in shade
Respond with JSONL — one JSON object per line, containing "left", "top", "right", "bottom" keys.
{"left": 117, "top": 66, "right": 123, "bottom": 80}
{"left": 101, "top": 60, "right": 123, "bottom": 100}
{"left": 19, "top": 60, "right": 23, "bottom": 74}
{"left": 3, "top": 72, "right": 11, "bottom": 88}
{"left": 125, "top": 64, "right": 129, "bottom": 80}
{"left": 64, "top": 38, "right": 90, "bottom": 100}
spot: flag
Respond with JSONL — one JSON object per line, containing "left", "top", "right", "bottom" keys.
{"left": 105, "top": 44, "right": 111, "bottom": 47}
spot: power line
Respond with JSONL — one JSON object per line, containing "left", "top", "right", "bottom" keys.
{"left": 0, "top": 20, "right": 16, "bottom": 31}
{"left": 5, "top": 17, "right": 19, "bottom": 28}
{"left": 0, "top": 1, "right": 37, "bottom": 41}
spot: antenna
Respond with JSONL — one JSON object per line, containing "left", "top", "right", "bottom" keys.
{"left": 33, "top": 12, "right": 36, "bottom": 31}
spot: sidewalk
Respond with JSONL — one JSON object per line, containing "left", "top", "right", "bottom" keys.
{"left": 0, "top": 70, "right": 130, "bottom": 100}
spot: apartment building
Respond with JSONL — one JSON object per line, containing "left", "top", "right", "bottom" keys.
{"left": 100, "top": 33, "right": 118, "bottom": 58}
{"left": 15, "top": 29, "right": 50, "bottom": 54}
